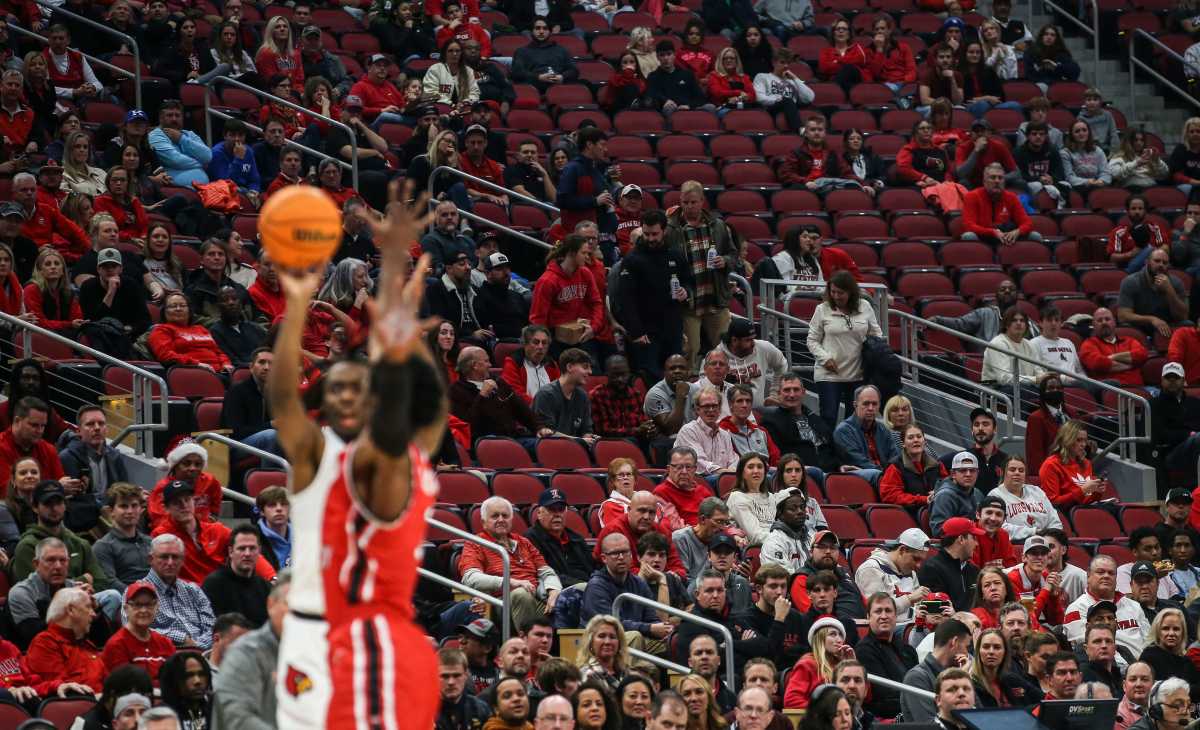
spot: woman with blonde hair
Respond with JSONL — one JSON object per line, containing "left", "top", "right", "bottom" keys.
{"left": 59, "top": 191, "right": 93, "bottom": 233}
{"left": 577, "top": 615, "right": 629, "bottom": 692}
{"left": 24, "top": 247, "right": 82, "bottom": 332}
{"left": 62, "top": 131, "right": 107, "bottom": 197}
{"left": 978, "top": 20, "right": 1018, "bottom": 79}
{"left": 626, "top": 28, "right": 659, "bottom": 78}
{"left": 406, "top": 129, "right": 471, "bottom": 206}
{"left": 678, "top": 673, "right": 727, "bottom": 729}
{"left": 881, "top": 395, "right": 935, "bottom": 459}
{"left": 1169, "top": 116, "right": 1200, "bottom": 195}
{"left": 1140, "top": 607, "right": 1199, "bottom": 693}
{"left": 783, "top": 617, "right": 854, "bottom": 709}
{"left": 970, "top": 628, "right": 1022, "bottom": 707}
{"left": 1038, "top": 419, "right": 1104, "bottom": 508}
{"left": 256, "top": 16, "right": 304, "bottom": 92}
{"left": 707, "top": 47, "right": 756, "bottom": 114}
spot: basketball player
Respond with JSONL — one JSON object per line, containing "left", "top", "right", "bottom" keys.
{"left": 272, "top": 184, "right": 445, "bottom": 730}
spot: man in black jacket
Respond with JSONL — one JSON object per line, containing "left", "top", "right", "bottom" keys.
{"left": 523, "top": 489, "right": 594, "bottom": 588}
{"left": 1153, "top": 362, "right": 1200, "bottom": 476}
{"left": 465, "top": 40, "right": 515, "bottom": 117}
{"left": 616, "top": 209, "right": 691, "bottom": 383}
{"left": 673, "top": 569, "right": 737, "bottom": 665}
{"left": 435, "top": 646, "right": 490, "bottom": 730}
{"left": 917, "top": 517, "right": 983, "bottom": 612}
{"left": 759, "top": 372, "right": 839, "bottom": 474}
{"left": 855, "top": 592, "right": 918, "bottom": 720}
{"left": 474, "top": 253, "right": 529, "bottom": 340}
{"left": 646, "top": 40, "right": 713, "bottom": 115}
{"left": 201, "top": 525, "right": 271, "bottom": 626}
{"left": 220, "top": 348, "right": 273, "bottom": 443}
{"left": 510, "top": 18, "right": 578, "bottom": 93}
{"left": 730, "top": 563, "right": 808, "bottom": 670}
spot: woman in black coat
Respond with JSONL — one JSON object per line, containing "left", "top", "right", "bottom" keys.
{"left": 841, "top": 128, "right": 887, "bottom": 194}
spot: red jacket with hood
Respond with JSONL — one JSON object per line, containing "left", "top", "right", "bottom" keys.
{"left": 529, "top": 260, "right": 604, "bottom": 332}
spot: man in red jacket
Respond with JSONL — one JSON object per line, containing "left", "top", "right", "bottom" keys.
{"left": 955, "top": 119, "right": 1017, "bottom": 189}
{"left": 0, "top": 397, "right": 67, "bottom": 487}
{"left": 592, "top": 491, "right": 687, "bottom": 578}
{"left": 150, "top": 480, "right": 275, "bottom": 585}
{"left": 973, "top": 496, "right": 1015, "bottom": 568}
{"left": 776, "top": 116, "right": 845, "bottom": 189}
{"left": 24, "top": 586, "right": 106, "bottom": 696}
{"left": 1078, "top": 306, "right": 1148, "bottom": 387}
{"left": 349, "top": 54, "right": 406, "bottom": 126}
{"left": 961, "top": 163, "right": 1038, "bottom": 246}
{"left": 11, "top": 173, "right": 89, "bottom": 260}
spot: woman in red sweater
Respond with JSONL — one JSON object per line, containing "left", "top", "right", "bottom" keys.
{"left": 148, "top": 293, "right": 233, "bottom": 373}
{"left": 971, "top": 566, "right": 1021, "bottom": 630}
{"left": 678, "top": 20, "right": 715, "bottom": 82}
{"left": 601, "top": 52, "right": 648, "bottom": 112}
{"left": 23, "top": 248, "right": 83, "bottom": 333}
{"left": 258, "top": 74, "right": 310, "bottom": 139}
{"left": 896, "top": 119, "right": 953, "bottom": 186}
{"left": 255, "top": 17, "right": 304, "bottom": 93}
{"left": 529, "top": 235, "right": 604, "bottom": 360}
{"left": 1037, "top": 419, "right": 1105, "bottom": 507}
{"left": 879, "top": 424, "right": 948, "bottom": 508}
{"left": 707, "top": 47, "right": 757, "bottom": 111}
{"left": 92, "top": 166, "right": 148, "bottom": 243}
{"left": 784, "top": 617, "right": 854, "bottom": 709}
{"left": 819, "top": 18, "right": 871, "bottom": 93}
{"left": 865, "top": 16, "right": 917, "bottom": 92}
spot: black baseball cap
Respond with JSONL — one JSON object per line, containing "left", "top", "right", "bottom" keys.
{"left": 162, "top": 479, "right": 195, "bottom": 505}
{"left": 538, "top": 488, "right": 567, "bottom": 508}
{"left": 1086, "top": 600, "right": 1117, "bottom": 620}
{"left": 978, "top": 496, "right": 1006, "bottom": 513}
{"left": 708, "top": 533, "right": 738, "bottom": 553}
{"left": 969, "top": 407, "right": 995, "bottom": 424}
{"left": 1167, "top": 488, "right": 1194, "bottom": 504}
{"left": 1130, "top": 560, "right": 1156, "bottom": 580}
{"left": 32, "top": 480, "right": 65, "bottom": 505}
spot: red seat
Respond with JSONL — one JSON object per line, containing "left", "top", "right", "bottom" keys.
{"left": 807, "top": 82, "right": 846, "bottom": 106}
{"left": 1059, "top": 213, "right": 1115, "bottom": 238}
{"left": 821, "top": 505, "right": 872, "bottom": 541}
{"left": 666, "top": 162, "right": 720, "bottom": 187}
{"left": 826, "top": 473, "right": 879, "bottom": 504}
{"left": 879, "top": 109, "right": 923, "bottom": 133}
{"left": 824, "top": 189, "right": 875, "bottom": 213}
{"left": 611, "top": 10, "right": 656, "bottom": 31}
{"left": 998, "top": 240, "right": 1052, "bottom": 267}
{"left": 1020, "top": 269, "right": 1078, "bottom": 297}
{"left": 938, "top": 240, "right": 994, "bottom": 268}
{"left": 166, "top": 366, "right": 225, "bottom": 399}
{"left": 710, "top": 134, "right": 759, "bottom": 160}
{"left": 194, "top": 397, "right": 224, "bottom": 432}
{"left": 491, "top": 472, "right": 546, "bottom": 506}
{"left": 834, "top": 214, "right": 888, "bottom": 239}
{"left": 847, "top": 84, "right": 895, "bottom": 108}
{"left": 437, "top": 471, "right": 491, "bottom": 506}
{"left": 671, "top": 109, "right": 721, "bottom": 133}
{"left": 559, "top": 110, "right": 612, "bottom": 131}
{"left": 722, "top": 109, "right": 777, "bottom": 134}
{"left": 1071, "top": 507, "right": 1124, "bottom": 539}
{"left": 896, "top": 271, "right": 955, "bottom": 299}
{"left": 771, "top": 189, "right": 821, "bottom": 213}
{"left": 590, "top": 34, "right": 630, "bottom": 61}
{"left": 891, "top": 213, "right": 947, "bottom": 239}
{"left": 716, "top": 190, "right": 767, "bottom": 214}
{"left": 1001, "top": 80, "right": 1042, "bottom": 104}
{"left": 830, "top": 109, "right": 878, "bottom": 131}
{"left": 535, "top": 437, "right": 593, "bottom": 469}
{"left": 865, "top": 505, "right": 919, "bottom": 540}
{"left": 727, "top": 216, "right": 773, "bottom": 240}
{"left": 506, "top": 109, "right": 554, "bottom": 132}
{"left": 786, "top": 35, "right": 830, "bottom": 62}
{"left": 722, "top": 162, "right": 777, "bottom": 188}
{"left": 545, "top": 84, "right": 596, "bottom": 109}
{"left": 83, "top": 102, "right": 128, "bottom": 125}
{"left": 1080, "top": 269, "right": 1126, "bottom": 298}
{"left": 836, "top": 242, "right": 879, "bottom": 268}
{"left": 593, "top": 439, "right": 649, "bottom": 469}
{"left": 614, "top": 110, "right": 667, "bottom": 134}
{"left": 1120, "top": 505, "right": 1161, "bottom": 534}
{"left": 427, "top": 507, "right": 468, "bottom": 541}
{"left": 880, "top": 241, "right": 937, "bottom": 268}
{"left": 476, "top": 437, "right": 535, "bottom": 469}
{"left": 877, "top": 187, "right": 928, "bottom": 213}
{"left": 550, "top": 472, "right": 606, "bottom": 506}
{"left": 1046, "top": 81, "right": 1089, "bottom": 109}
{"left": 0, "top": 701, "right": 29, "bottom": 726}
{"left": 617, "top": 162, "right": 663, "bottom": 187}
{"left": 1143, "top": 186, "right": 1188, "bottom": 211}
{"left": 1088, "top": 187, "right": 1132, "bottom": 212}
{"left": 39, "top": 697, "right": 98, "bottom": 730}
{"left": 245, "top": 469, "right": 287, "bottom": 499}
{"left": 1098, "top": 543, "right": 1135, "bottom": 565}
{"left": 983, "top": 107, "right": 1025, "bottom": 133}
{"left": 340, "top": 32, "right": 380, "bottom": 54}
{"left": 656, "top": 134, "right": 706, "bottom": 160}
{"left": 1117, "top": 11, "right": 1163, "bottom": 35}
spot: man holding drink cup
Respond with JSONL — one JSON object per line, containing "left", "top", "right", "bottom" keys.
{"left": 1004, "top": 535, "right": 1065, "bottom": 629}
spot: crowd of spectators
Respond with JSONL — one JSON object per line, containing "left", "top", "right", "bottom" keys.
{"left": 0, "top": 0, "right": 1197, "bottom": 726}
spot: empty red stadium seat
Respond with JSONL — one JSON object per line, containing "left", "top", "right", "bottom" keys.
{"left": 938, "top": 240, "right": 994, "bottom": 268}
{"left": 492, "top": 472, "right": 546, "bottom": 505}
{"left": 655, "top": 134, "right": 705, "bottom": 160}
{"left": 837, "top": 242, "right": 879, "bottom": 268}
{"left": 710, "top": 134, "right": 760, "bottom": 160}
{"left": 716, "top": 190, "right": 768, "bottom": 214}
{"left": 881, "top": 241, "right": 937, "bottom": 268}
{"left": 824, "top": 189, "right": 875, "bottom": 213}
{"left": 727, "top": 216, "right": 773, "bottom": 240}
{"left": 545, "top": 84, "right": 596, "bottom": 109}
{"left": 865, "top": 505, "right": 919, "bottom": 539}
{"left": 550, "top": 472, "right": 606, "bottom": 506}
{"left": 507, "top": 109, "right": 554, "bottom": 131}
{"left": 896, "top": 271, "right": 955, "bottom": 298}
{"left": 671, "top": 110, "right": 722, "bottom": 133}
{"left": 821, "top": 505, "right": 871, "bottom": 541}
{"left": 666, "top": 162, "right": 720, "bottom": 186}
{"left": 834, "top": 214, "right": 889, "bottom": 239}
{"left": 722, "top": 162, "right": 777, "bottom": 188}
{"left": 1060, "top": 213, "right": 1114, "bottom": 238}
{"left": 723, "top": 109, "right": 777, "bottom": 134}
{"left": 39, "top": 698, "right": 98, "bottom": 730}
{"left": 1080, "top": 269, "right": 1127, "bottom": 298}
{"left": 998, "top": 240, "right": 1052, "bottom": 267}
{"left": 536, "top": 437, "right": 594, "bottom": 469}
{"left": 245, "top": 469, "right": 287, "bottom": 499}
{"left": 958, "top": 270, "right": 1010, "bottom": 300}
{"left": 891, "top": 213, "right": 947, "bottom": 239}
{"left": 476, "top": 437, "right": 535, "bottom": 469}
{"left": 167, "top": 366, "right": 225, "bottom": 399}
{"left": 1071, "top": 507, "right": 1124, "bottom": 539}
{"left": 1019, "top": 269, "right": 1078, "bottom": 297}
{"left": 825, "top": 474, "right": 878, "bottom": 504}
{"left": 437, "top": 471, "right": 491, "bottom": 506}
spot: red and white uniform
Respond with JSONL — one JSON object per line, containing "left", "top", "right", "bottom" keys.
{"left": 277, "top": 428, "right": 441, "bottom": 730}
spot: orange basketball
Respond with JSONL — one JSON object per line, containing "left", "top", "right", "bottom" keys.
{"left": 258, "top": 186, "right": 343, "bottom": 270}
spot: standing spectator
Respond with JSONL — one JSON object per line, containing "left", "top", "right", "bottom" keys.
{"left": 533, "top": 348, "right": 598, "bottom": 443}
{"left": 718, "top": 319, "right": 788, "bottom": 407}
{"left": 755, "top": 0, "right": 813, "bottom": 38}
{"left": 1078, "top": 87, "right": 1119, "bottom": 152}
{"left": 148, "top": 101, "right": 210, "bottom": 187}
{"left": 750, "top": 49, "right": 813, "bottom": 132}
{"left": 255, "top": 17, "right": 303, "bottom": 93}
{"left": 1110, "top": 128, "right": 1169, "bottom": 190}
{"left": 1109, "top": 196, "right": 1170, "bottom": 271}
{"left": 24, "top": 586, "right": 106, "bottom": 696}
{"left": 616, "top": 209, "right": 690, "bottom": 381}
{"left": 819, "top": 19, "right": 870, "bottom": 94}
{"left": 555, "top": 126, "right": 614, "bottom": 234}
{"left": 667, "top": 181, "right": 736, "bottom": 371}
{"left": 1119, "top": 247, "right": 1189, "bottom": 337}
{"left": 93, "top": 484, "right": 152, "bottom": 593}
{"left": 1022, "top": 25, "right": 1080, "bottom": 85}
{"left": 101, "top": 581, "right": 175, "bottom": 681}
{"left": 529, "top": 236, "right": 604, "bottom": 362}
{"left": 473, "top": 253, "right": 529, "bottom": 340}
{"left": 211, "top": 576, "right": 287, "bottom": 730}
{"left": 201, "top": 525, "right": 271, "bottom": 627}
{"left": 646, "top": 41, "right": 713, "bottom": 116}
{"left": 833, "top": 385, "right": 898, "bottom": 485}
{"left": 962, "top": 164, "right": 1037, "bottom": 245}
{"left": 512, "top": 18, "right": 577, "bottom": 93}
{"left": 1038, "top": 419, "right": 1104, "bottom": 508}
{"left": 808, "top": 271, "right": 882, "bottom": 426}
{"left": 1079, "top": 307, "right": 1148, "bottom": 385}
{"left": 1022, "top": 376, "right": 1075, "bottom": 480}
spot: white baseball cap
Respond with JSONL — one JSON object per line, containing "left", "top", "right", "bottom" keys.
{"left": 951, "top": 451, "right": 979, "bottom": 470}
{"left": 1163, "top": 362, "right": 1186, "bottom": 379}
{"left": 895, "top": 528, "right": 931, "bottom": 551}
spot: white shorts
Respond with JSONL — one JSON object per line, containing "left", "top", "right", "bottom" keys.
{"left": 275, "top": 613, "right": 332, "bottom": 729}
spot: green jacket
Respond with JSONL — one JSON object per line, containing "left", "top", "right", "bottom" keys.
{"left": 663, "top": 207, "right": 736, "bottom": 309}
{"left": 11, "top": 523, "right": 113, "bottom": 591}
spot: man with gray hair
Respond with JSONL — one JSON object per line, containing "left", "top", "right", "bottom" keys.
{"left": 144, "top": 533, "right": 216, "bottom": 649}
{"left": 733, "top": 685, "right": 776, "bottom": 730}
{"left": 11, "top": 170, "right": 88, "bottom": 254}
{"left": 673, "top": 496, "right": 735, "bottom": 583}
{"left": 212, "top": 570, "right": 290, "bottom": 730}
{"left": 24, "top": 585, "right": 106, "bottom": 696}
{"left": 0, "top": 69, "right": 34, "bottom": 154}
{"left": 460, "top": 495, "right": 562, "bottom": 631}
{"left": 832, "top": 385, "right": 897, "bottom": 486}
{"left": 655, "top": 446, "right": 716, "bottom": 527}
{"left": 420, "top": 199, "right": 476, "bottom": 276}
{"left": 139, "top": 706, "right": 183, "bottom": 730}
{"left": 674, "top": 386, "right": 739, "bottom": 483}
{"left": 448, "top": 346, "right": 540, "bottom": 444}
{"left": 8, "top": 536, "right": 116, "bottom": 646}
{"left": 963, "top": 162, "right": 1040, "bottom": 245}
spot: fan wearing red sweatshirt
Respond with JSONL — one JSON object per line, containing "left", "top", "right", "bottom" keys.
{"left": 12, "top": 174, "right": 90, "bottom": 262}
{"left": 349, "top": 55, "right": 407, "bottom": 122}
{"left": 818, "top": 19, "right": 871, "bottom": 92}
{"left": 147, "top": 439, "right": 225, "bottom": 530}
{"left": 529, "top": 235, "right": 605, "bottom": 357}
{"left": 973, "top": 496, "right": 1016, "bottom": 568}
{"left": 1037, "top": 419, "right": 1105, "bottom": 508}
{"left": 1078, "top": 307, "right": 1148, "bottom": 387}
{"left": 434, "top": 1, "right": 492, "bottom": 58}
{"left": 1005, "top": 536, "right": 1066, "bottom": 629}
{"left": 101, "top": 581, "right": 176, "bottom": 683}
{"left": 896, "top": 119, "right": 953, "bottom": 186}
{"left": 707, "top": 47, "right": 757, "bottom": 109}
{"left": 0, "top": 636, "right": 49, "bottom": 701}
{"left": 961, "top": 163, "right": 1035, "bottom": 243}
{"left": 24, "top": 586, "right": 107, "bottom": 696}
{"left": 147, "top": 293, "right": 233, "bottom": 373}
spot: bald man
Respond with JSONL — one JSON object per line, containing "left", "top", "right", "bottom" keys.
{"left": 534, "top": 694, "right": 575, "bottom": 729}
{"left": 592, "top": 491, "right": 687, "bottom": 578}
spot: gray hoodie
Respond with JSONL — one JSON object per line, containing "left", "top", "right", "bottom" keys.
{"left": 753, "top": 0, "right": 814, "bottom": 28}
{"left": 1171, "top": 223, "right": 1200, "bottom": 275}
{"left": 929, "top": 477, "right": 982, "bottom": 538}
{"left": 853, "top": 547, "right": 922, "bottom": 620}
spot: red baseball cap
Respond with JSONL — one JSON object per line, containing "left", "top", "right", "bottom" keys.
{"left": 941, "top": 517, "right": 985, "bottom": 539}
{"left": 124, "top": 580, "right": 157, "bottom": 602}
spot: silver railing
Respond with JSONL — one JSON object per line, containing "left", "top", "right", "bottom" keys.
{"left": 755, "top": 279, "right": 890, "bottom": 369}
{"left": 1034, "top": 0, "right": 1100, "bottom": 86}
{"left": 204, "top": 76, "right": 359, "bottom": 191}
{"left": 890, "top": 308, "right": 1151, "bottom": 461}
{"left": 728, "top": 272, "right": 754, "bottom": 323}
{"left": 612, "top": 593, "right": 734, "bottom": 690}
{"left": 194, "top": 432, "right": 290, "bottom": 471}
{"left": 436, "top": 520, "right": 512, "bottom": 643}
{"left": 871, "top": 673, "right": 935, "bottom": 700}
{"left": 1128, "top": 29, "right": 1200, "bottom": 121}
{"left": 9, "top": 21, "right": 141, "bottom": 109}
{"left": 428, "top": 166, "right": 554, "bottom": 251}
{"left": 0, "top": 312, "right": 167, "bottom": 456}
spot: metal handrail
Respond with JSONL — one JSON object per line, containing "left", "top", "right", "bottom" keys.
{"left": 612, "top": 592, "right": 735, "bottom": 691}
{"left": 459, "top": 209, "right": 553, "bottom": 250}
{"left": 1037, "top": 0, "right": 1100, "bottom": 86}
{"left": 890, "top": 308, "right": 1152, "bottom": 460}
{"left": 33, "top": 0, "right": 142, "bottom": 109}
{"left": 206, "top": 111, "right": 348, "bottom": 182}
{"left": 0, "top": 311, "right": 167, "bottom": 456}
{"left": 430, "top": 166, "right": 560, "bottom": 214}
{"left": 205, "top": 75, "right": 359, "bottom": 191}
{"left": 193, "top": 432, "right": 290, "bottom": 473}
{"left": 1128, "top": 29, "right": 1200, "bottom": 122}
{"left": 8, "top": 24, "right": 140, "bottom": 109}
{"left": 435, "top": 518, "right": 512, "bottom": 643}
{"left": 728, "top": 272, "right": 754, "bottom": 324}
{"left": 870, "top": 673, "right": 935, "bottom": 700}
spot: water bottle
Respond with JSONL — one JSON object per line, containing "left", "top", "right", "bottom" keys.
{"left": 706, "top": 246, "right": 719, "bottom": 269}
{"left": 670, "top": 274, "right": 682, "bottom": 299}
{"left": 736, "top": 99, "right": 744, "bottom": 110}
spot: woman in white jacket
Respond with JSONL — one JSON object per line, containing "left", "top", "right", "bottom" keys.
{"left": 725, "top": 452, "right": 777, "bottom": 546}
{"left": 1108, "top": 128, "right": 1170, "bottom": 189}
{"left": 752, "top": 49, "right": 814, "bottom": 133}
{"left": 982, "top": 306, "right": 1048, "bottom": 390}
{"left": 422, "top": 38, "right": 480, "bottom": 109}
{"left": 988, "top": 454, "right": 1062, "bottom": 542}
{"left": 807, "top": 270, "right": 882, "bottom": 426}
{"left": 980, "top": 20, "right": 1019, "bottom": 80}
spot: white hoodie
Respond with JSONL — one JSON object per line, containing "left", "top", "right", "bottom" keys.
{"left": 854, "top": 547, "right": 922, "bottom": 620}
{"left": 988, "top": 484, "right": 1062, "bottom": 542}
{"left": 717, "top": 340, "right": 789, "bottom": 407}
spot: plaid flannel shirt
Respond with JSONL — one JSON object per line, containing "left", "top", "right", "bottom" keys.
{"left": 145, "top": 570, "right": 215, "bottom": 650}
{"left": 588, "top": 383, "right": 643, "bottom": 437}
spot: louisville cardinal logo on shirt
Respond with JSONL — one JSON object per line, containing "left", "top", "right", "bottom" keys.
{"left": 285, "top": 664, "right": 314, "bottom": 696}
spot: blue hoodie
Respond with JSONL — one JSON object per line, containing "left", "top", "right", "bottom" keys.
{"left": 208, "top": 141, "right": 262, "bottom": 192}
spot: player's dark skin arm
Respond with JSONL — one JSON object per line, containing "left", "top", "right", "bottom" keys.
{"left": 269, "top": 268, "right": 326, "bottom": 493}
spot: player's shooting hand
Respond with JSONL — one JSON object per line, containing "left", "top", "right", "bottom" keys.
{"left": 279, "top": 268, "right": 323, "bottom": 305}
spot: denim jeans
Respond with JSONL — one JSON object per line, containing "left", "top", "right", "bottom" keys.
{"left": 813, "top": 380, "right": 860, "bottom": 427}
{"left": 966, "top": 99, "right": 1022, "bottom": 119}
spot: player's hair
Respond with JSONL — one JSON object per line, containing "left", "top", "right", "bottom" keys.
{"left": 368, "top": 353, "right": 443, "bottom": 457}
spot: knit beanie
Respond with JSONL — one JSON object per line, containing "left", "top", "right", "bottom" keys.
{"left": 166, "top": 438, "right": 208, "bottom": 473}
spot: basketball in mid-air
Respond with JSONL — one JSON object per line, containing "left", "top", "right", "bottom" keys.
{"left": 258, "top": 186, "right": 342, "bottom": 270}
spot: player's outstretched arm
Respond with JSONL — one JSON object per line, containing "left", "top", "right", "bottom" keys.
{"left": 268, "top": 268, "right": 325, "bottom": 491}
